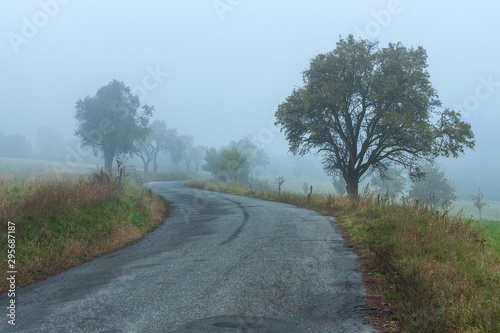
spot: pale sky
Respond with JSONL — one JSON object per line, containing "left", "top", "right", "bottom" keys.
{"left": 1, "top": 0, "right": 499, "bottom": 196}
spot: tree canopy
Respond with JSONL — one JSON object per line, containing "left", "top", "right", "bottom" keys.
{"left": 75, "top": 80, "right": 153, "bottom": 172}
{"left": 275, "top": 35, "right": 475, "bottom": 197}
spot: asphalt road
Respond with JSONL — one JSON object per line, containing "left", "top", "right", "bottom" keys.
{"left": 1, "top": 181, "right": 374, "bottom": 332}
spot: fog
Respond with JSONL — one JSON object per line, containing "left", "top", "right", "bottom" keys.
{"left": 1, "top": 0, "right": 499, "bottom": 199}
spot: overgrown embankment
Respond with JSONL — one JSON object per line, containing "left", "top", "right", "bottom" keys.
{"left": 188, "top": 180, "right": 500, "bottom": 333}
{"left": 0, "top": 174, "right": 169, "bottom": 292}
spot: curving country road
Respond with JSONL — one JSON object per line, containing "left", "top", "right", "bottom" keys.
{"left": 1, "top": 181, "right": 374, "bottom": 332}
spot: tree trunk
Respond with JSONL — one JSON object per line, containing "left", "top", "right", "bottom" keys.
{"left": 139, "top": 155, "right": 150, "bottom": 173}
{"left": 104, "top": 150, "right": 114, "bottom": 173}
{"left": 152, "top": 149, "right": 160, "bottom": 173}
{"left": 345, "top": 174, "right": 359, "bottom": 198}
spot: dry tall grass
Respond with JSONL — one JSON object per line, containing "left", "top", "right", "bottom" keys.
{"left": 345, "top": 202, "right": 500, "bottom": 332}
{"left": 0, "top": 174, "right": 168, "bottom": 292}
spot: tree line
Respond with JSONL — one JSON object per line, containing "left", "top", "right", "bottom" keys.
{"left": 73, "top": 80, "right": 271, "bottom": 180}
{"left": 74, "top": 80, "right": 205, "bottom": 174}
{"left": 11, "top": 35, "right": 480, "bottom": 204}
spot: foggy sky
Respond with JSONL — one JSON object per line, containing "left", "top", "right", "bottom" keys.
{"left": 1, "top": 0, "right": 499, "bottom": 191}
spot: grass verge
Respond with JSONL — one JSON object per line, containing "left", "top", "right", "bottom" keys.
{"left": 188, "top": 180, "right": 500, "bottom": 333}
{"left": 0, "top": 175, "right": 169, "bottom": 292}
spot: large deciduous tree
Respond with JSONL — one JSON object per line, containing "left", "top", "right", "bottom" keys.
{"left": 275, "top": 36, "right": 475, "bottom": 197}
{"left": 75, "top": 80, "right": 153, "bottom": 172}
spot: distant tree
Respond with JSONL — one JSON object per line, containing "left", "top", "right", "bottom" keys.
{"left": 149, "top": 121, "right": 175, "bottom": 173}
{"left": 275, "top": 35, "right": 475, "bottom": 197}
{"left": 202, "top": 142, "right": 263, "bottom": 182}
{"left": 275, "top": 176, "right": 286, "bottom": 195}
{"left": 371, "top": 168, "right": 406, "bottom": 201}
{"left": 471, "top": 188, "right": 488, "bottom": 220}
{"left": 180, "top": 136, "right": 195, "bottom": 172}
{"left": 167, "top": 133, "right": 192, "bottom": 171}
{"left": 135, "top": 120, "right": 174, "bottom": 173}
{"left": 135, "top": 136, "right": 154, "bottom": 173}
{"left": 202, "top": 147, "right": 224, "bottom": 179}
{"left": 35, "top": 126, "right": 65, "bottom": 161}
{"left": 232, "top": 137, "right": 270, "bottom": 180}
{"left": 410, "top": 164, "right": 457, "bottom": 210}
{"left": 184, "top": 145, "right": 206, "bottom": 173}
{"left": 302, "top": 182, "right": 310, "bottom": 195}
{"left": 0, "top": 132, "right": 32, "bottom": 159}
{"left": 75, "top": 80, "right": 153, "bottom": 172}
{"left": 218, "top": 147, "right": 247, "bottom": 182}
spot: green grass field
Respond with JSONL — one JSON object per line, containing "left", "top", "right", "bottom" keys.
{"left": 471, "top": 219, "right": 500, "bottom": 255}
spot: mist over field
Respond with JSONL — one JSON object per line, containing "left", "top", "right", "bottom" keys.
{"left": 1, "top": 0, "right": 499, "bottom": 202}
